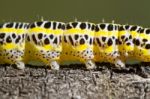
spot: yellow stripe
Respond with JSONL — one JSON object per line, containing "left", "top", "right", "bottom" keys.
{"left": 139, "top": 33, "right": 150, "bottom": 40}
{"left": 76, "top": 44, "right": 93, "bottom": 51}
{"left": 119, "top": 31, "right": 139, "bottom": 38}
{"left": 65, "top": 29, "right": 94, "bottom": 36}
{"left": 0, "top": 28, "right": 26, "bottom": 34}
{"left": 131, "top": 31, "right": 139, "bottom": 37}
{"left": 119, "top": 31, "right": 126, "bottom": 36}
{"left": 104, "top": 46, "right": 113, "bottom": 53}
{"left": 29, "top": 27, "right": 63, "bottom": 35}
{"left": 95, "top": 30, "right": 118, "bottom": 37}
{"left": 2, "top": 43, "right": 17, "bottom": 49}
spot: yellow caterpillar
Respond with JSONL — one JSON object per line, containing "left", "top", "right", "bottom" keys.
{"left": 0, "top": 21, "right": 150, "bottom": 70}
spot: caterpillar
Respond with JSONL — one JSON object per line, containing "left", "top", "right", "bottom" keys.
{"left": 0, "top": 21, "right": 150, "bottom": 70}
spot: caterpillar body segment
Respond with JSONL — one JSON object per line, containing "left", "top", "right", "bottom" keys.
{"left": 0, "top": 22, "right": 28, "bottom": 69}
{"left": 132, "top": 27, "right": 150, "bottom": 62}
{"left": 94, "top": 23, "right": 125, "bottom": 68}
{"left": 60, "top": 22, "right": 96, "bottom": 69}
{"left": 118, "top": 25, "right": 133, "bottom": 60}
{"left": 118, "top": 25, "right": 141, "bottom": 62}
{"left": 24, "top": 21, "right": 65, "bottom": 70}
{"left": 118, "top": 25, "right": 150, "bottom": 64}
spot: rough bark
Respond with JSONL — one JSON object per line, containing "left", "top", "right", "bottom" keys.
{"left": 0, "top": 63, "right": 150, "bottom": 99}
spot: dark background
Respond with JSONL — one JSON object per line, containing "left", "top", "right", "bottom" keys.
{"left": 0, "top": 0, "right": 149, "bottom": 27}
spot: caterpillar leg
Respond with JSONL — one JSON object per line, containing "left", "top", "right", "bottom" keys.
{"left": 49, "top": 60, "right": 60, "bottom": 70}
{"left": 85, "top": 60, "right": 96, "bottom": 69}
{"left": 81, "top": 48, "right": 96, "bottom": 69}
{"left": 15, "top": 61, "right": 25, "bottom": 70}
{"left": 114, "top": 59, "right": 125, "bottom": 69}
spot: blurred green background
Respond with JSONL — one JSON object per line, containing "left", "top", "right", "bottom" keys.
{"left": 0, "top": 0, "right": 149, "bottom": 27}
